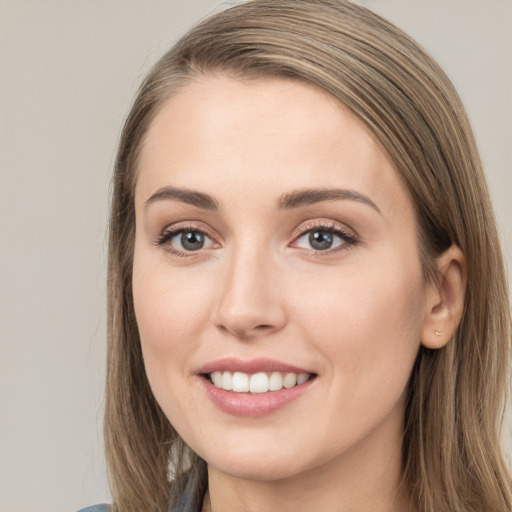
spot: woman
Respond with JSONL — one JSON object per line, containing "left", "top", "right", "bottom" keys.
{"left": 85, "top": 0, "right": 512, "bottom": 510}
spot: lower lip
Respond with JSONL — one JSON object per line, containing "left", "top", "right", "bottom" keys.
{"left": 201, "top": 377, "right": 315, "bottom": 417}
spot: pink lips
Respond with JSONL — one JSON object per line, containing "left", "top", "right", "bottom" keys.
{"left": 198, "top": 357, "right": 316, "bottom": 418}
{"left": 198, "top": 357, "right": 312, "bottom": 375}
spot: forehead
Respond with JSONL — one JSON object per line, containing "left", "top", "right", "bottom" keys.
{"left": 136, "top": 75, "right": 412, "bottom": 219}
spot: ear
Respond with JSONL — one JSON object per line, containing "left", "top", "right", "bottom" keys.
{"left": 421, "top": 245, "right": 467, "bottom": 349}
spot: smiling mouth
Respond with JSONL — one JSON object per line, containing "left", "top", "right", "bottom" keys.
{"left": 205, "top": 371, "right": 316, "bottom": 394}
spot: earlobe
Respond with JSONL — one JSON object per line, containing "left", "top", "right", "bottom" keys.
{"left": 421, "top": 245, "right": 467, "bottom": 349}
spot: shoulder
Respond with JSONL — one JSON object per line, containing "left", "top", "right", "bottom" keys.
{"left": 76, "top": 505, "right": 111, "bottom": 512}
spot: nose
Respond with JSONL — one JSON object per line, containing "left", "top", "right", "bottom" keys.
{"left": 212, "top": 246, "right": 287, "bottom": 339}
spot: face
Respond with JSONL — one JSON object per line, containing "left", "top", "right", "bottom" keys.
{"left": 133, "top": 76, "right": 429, "bottom": 482}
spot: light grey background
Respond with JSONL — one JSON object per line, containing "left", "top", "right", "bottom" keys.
{"left": 1, "top": 1, "right": 510, "bottom": 511}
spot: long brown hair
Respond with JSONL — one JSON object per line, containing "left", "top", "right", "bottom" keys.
{"left": 105, "top": 1, "right": 511, "bottom": 510}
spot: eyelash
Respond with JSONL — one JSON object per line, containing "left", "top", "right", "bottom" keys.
{"left": 293, "top": 221, "right": 358, "bottom": 256}
{"left": 154, "top": 221, "right": 359, "bottom": 258}
{"left": 154, "top": 223, "right": 215, "bottom": 258}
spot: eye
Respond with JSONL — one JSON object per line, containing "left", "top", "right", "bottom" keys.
{"left": 156, "top": 227, "right": 215, "bottom": 255}
{"left": 292, "top": 223, "right": 357, "bottom": 253}
{"left": 295, "top": 229, "right": 343, "bottom": 251}
{"left": 175, "top": 230, "right": 212, "bottom": 251}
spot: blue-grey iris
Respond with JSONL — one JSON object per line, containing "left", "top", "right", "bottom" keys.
{"left": 309, "top": 231, "right": 333, "bottom": 250}
{"left": 181, "top": 231, "right": 205, "bottom": 251}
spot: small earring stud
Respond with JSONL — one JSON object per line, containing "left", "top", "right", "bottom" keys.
{"left": 435, "top": 330, "right": 443, "bottom": 336}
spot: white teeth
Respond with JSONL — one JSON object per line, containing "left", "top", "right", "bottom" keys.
{"left": 283, "top": 373, "right": 297, "bottom": 389}
{"left": 211, "top": 371, "right": 223, "bottom": 388}
{"left": 209, "top": 370, "right": 312, "bottom": 393}
{"left": 222, "top": 371, "right": 233, "bottom": 391}
{"left": 232, "top": 372, "right": 249, "bottom": 392}
{"left": 268, "top": 372, "right": 283, "bottom": 391}
{"left": 249, "top": 372, "right": 268, "bottom": 393}
{"left": 297, "top": 373, "right": 309, "bottom": 385}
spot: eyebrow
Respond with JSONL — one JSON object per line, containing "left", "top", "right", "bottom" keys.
{"left": 278, "top": 188, "right": 381, "bottom": 213}
{"left": 145, "top": 186, "right": 219, "bottom": 210}
{"left": 144, "top": 186, "right": 380, "bottom": 214}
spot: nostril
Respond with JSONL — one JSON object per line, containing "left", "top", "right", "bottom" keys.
{"left": 213, "top": 295, "right": 287, "bottom": 338}
{"left": 216, "top": 322, "right": 275, "bottom": 339}
{"left": 256, "top": 324, "right": 273, "bottom": 330}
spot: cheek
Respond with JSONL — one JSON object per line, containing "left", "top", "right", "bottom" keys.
{"left": 131, "top": 255, "right": 215, "bottom": 440}
{"left": 293, "top": 255, "right": 425, "bottom": 401}
{"left": 132, "top": 251, "right": 212, "bottom": 379}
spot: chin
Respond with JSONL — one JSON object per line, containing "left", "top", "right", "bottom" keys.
{"left": 207, "top": 454, "right": 309, "bottom": 482}
{"left": 190, "top": 434, "right": 328, "bottom": 483}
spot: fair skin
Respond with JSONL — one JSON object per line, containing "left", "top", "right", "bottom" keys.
{"left": 132, "top": 75, "right": 466, "bottom": 512}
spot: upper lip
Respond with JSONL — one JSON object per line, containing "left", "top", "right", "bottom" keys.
{"left": 198, "top": 357, "right": 314, "bottom": 375}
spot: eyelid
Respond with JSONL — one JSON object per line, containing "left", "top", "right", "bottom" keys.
{"left": 154, "top": 218, "right": 358, "bottom": 257}
{"left": 290, "top": 219, "right": 359, "bottom": 254}
{"left": 293, "top": 219, "right": 357, "bottom": 238}
{"left": 154, "top": 221, "right": 220, "bottom": 256}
